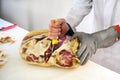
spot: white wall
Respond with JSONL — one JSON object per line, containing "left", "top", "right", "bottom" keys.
{"left": 0, "top": 0, "right": 73, "bottom": 31}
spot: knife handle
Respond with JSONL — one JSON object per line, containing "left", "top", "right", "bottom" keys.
{"left": 2, "top": 24, "right": 17, "bottom": 31}
{"left": 52, "top": 39, "right": 58, "bottom": 45}
{"left": 52, "top": 18, "right": 59, "bottom": 45}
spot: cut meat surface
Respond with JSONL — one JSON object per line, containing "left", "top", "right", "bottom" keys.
{"left": 20, "top": 30, "right": 80, "bottom": 68}
{"left": 53, "top": 36, "right": 67, "bottom": 50}
{"left": 44, "top": 46, "right": 52, "bottom": 63}
{"left": 57, "top": 50, "right": 72, "bottom": 67}
{"left": 44, "top": 36, "right": 67, "bottom": 63}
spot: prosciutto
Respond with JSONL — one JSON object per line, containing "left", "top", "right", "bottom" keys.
{"left": 44, "top": 36, "right": 67, "bottom": 63}
{"left": 57, "top": 50, "right": 72, "bottom": 67}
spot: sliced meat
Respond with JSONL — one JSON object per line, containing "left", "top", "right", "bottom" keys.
{"left": 26, "top": 54, "right": 38, "bottom": 62}
{"left": 26, "top": 56, "right": 34, "bottom": 62}
{"left": 22, "top": 48, "right": 27, "bottom": 53}
{"left": 44, "top": 36, "right": 67, "bottom": 63}
{"left": 44, "top": 39, "right": 66, "bottom": 63}
{"left": 44, "top": 46, "right": 52, "bottom": 63}
{"left": 54, "top": 36, "right": 67, "bottom": 50}
{"left": 57, "top": 50, "right": 73, "bottom": 67}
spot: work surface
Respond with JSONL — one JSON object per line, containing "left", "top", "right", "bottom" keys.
{"left": 0, "top": 18, "right": 120, "bottom": 80}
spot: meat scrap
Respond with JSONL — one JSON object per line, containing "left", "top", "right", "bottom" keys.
{"left": 0, "top": 36, "right": 15, "bottom": 44}
{"left": 0, "top": 50, "right": 8, "bottom": 66}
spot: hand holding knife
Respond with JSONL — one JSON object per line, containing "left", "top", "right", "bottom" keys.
{"left": 51, "top": 18, "right": 59, "bottom": 52}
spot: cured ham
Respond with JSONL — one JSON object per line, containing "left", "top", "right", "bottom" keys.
{"left": 20, "top": 30, "right": 80, "bottom": 68}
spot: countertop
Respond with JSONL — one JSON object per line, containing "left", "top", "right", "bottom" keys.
{"left": 0, "top": 18, "right": 120, "bottom": 80}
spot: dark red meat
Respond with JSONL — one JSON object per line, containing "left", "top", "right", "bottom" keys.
{"left": 57, "top": 50, "right": 72, "bottom": 67}
{"left": 44, "top": 36, "right": 67, "bottom": 63}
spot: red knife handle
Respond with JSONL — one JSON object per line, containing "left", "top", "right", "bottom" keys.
{"left": 2, "top": 24, "right": 17, "bottom": 31}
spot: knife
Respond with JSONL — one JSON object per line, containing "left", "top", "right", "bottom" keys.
{"left": 0, "top": 24, "right": 17, "bottom": 31}
{"left": 51, "top": 18, "right": 59, "bottom": 52}
{"left": 51, "top": 39, "right": 59, "bottom": 52}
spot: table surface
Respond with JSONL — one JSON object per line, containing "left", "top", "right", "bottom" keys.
{"left": 0, "top": 18, "right": 120, "bottom": 80}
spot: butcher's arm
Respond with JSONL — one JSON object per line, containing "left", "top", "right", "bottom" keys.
{"left": 49, "top": 0, "right": 93, "bottom": 39}
{"left": 65, "top": 0, "right": 93, "bottom": 32}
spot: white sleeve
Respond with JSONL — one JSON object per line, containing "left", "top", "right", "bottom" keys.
{"left": 65, "top": 0, "right": 93, "bottom": 32}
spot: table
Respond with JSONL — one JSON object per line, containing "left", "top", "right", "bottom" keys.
{"left": 0, "top": 18, "right": 120, "bottom": 80}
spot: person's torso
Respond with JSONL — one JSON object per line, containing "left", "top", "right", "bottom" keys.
{"left": 93, "top": 0, "right": 120, "bottom": 31}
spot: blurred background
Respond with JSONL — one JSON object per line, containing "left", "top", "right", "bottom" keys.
{"left": 0, "top": 0, "right": 73, "bottom": 31}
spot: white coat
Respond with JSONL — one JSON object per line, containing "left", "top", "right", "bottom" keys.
{"left": 65, "top": 0, "right": 120, "bottom": 32}
{"left": 65, "top": 0, "right": 120, "bottom": 73}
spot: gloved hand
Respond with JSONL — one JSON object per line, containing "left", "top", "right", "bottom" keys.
{"left": 49, "top": 18, "right": 69, "bottom": 39}
{"left": 71, "top": 26, "right": 119, "bottom": 65}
